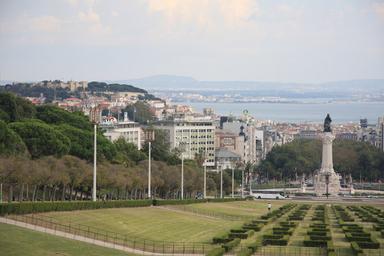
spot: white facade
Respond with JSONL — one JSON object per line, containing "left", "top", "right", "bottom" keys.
{"left": 155, "top": 117, "right": 216, "bottom": 166}
{"left": 101, "top": 119, "right": 143, "bottom": 150}
{"left": 222, "top": 121, "right": 264, "bottom": 164}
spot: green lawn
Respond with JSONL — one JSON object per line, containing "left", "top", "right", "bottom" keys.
{"left": 0, "top": 223, "right": 135, "bottom": 256}
{"left": 39, "top": 206, "right": 241, "bottom": 243}
{"left": 179, "top": 200, "right": 289, "bottom": 218}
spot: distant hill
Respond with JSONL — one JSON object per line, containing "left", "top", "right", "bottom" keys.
{"left": 114, "top": 75, "right": 384, "bottom": 93}
{"left": 0, "top": 81, "right": 152, "bottom": 102}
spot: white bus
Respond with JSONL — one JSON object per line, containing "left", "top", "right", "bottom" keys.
{"left": 250, "top": 191, "right": 287, "bottom": 200}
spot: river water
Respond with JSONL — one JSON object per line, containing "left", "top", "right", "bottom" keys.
{"left": 179, "top": 101, "right": 384, "bottom": 123}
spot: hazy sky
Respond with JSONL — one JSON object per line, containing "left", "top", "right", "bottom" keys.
{"left": 0, "top": 0, "right": 383, "bottom": 83}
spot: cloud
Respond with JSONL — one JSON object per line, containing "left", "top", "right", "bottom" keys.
{"left": 31, "top": 16, "right": 61, "bottom": 32}
{"left": 78, "top": 9, "right": 100, "bottom": 23}
{"left": 373, "top": 2, "right": 384, "bottom": 19}
{"left": 147, "top": 0, "right": 258, "bottom": 29}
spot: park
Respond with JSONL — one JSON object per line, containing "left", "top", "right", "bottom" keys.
{"left": 2, "top": 198, "right": 384, "bottom": 256}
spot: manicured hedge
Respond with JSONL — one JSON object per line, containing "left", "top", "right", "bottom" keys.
{"left": 153, "top": 198, "right": 244, "bottom": 206}
{"left": 263, "top": 238, "right": 288, "bottom": 246}
{"left": 212, "top": 234, "right": 232, "bottom": 244}
{"left": 0, "top": 200, "right": 152, "bottom": 215}
{"left": 222, "top": 238, "right": 240, "bottom": 252}
{"left": 229, "top": 232, "right": 248, "bottom": 239}
{"left": 303, "top": 239, "right": 328, "bottom": 247}
{"left": 0, "top": 198, "right": 245, "bottom": 215}
{"left": 242, "top": 223, "right": 261, "bottom": 231}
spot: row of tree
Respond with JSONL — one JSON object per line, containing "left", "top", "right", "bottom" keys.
{"left": 257, "top": 139, "right": 384, "bottom": 182}
{"left": 0, "top": 155, "right": 237, "bottom": 202}
{"left": 0, "top": 92, "right": 238, "bottom": 201}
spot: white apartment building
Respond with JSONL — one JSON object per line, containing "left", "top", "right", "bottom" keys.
{"left": 101, "top": 113, "right": 143, "bottom": 149}
{"left": 222, "top": 121, "right": 265, "bottom": 165}
{"left": 155, "top": 117, "right": 216, "bottom": 166}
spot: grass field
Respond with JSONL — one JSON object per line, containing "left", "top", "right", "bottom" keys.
{"left": 39, "top": 206, "right": 242, "bottom": 243}
{"left": 14, "top": 200, "right": 384, "bottom": 255}
{"left": 0, "top": 223, "right": 135, "bottom": 256}
{"left": 178, "top": 200, "right": 289, "bottom": 219}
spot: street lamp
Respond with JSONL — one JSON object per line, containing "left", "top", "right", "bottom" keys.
{"left": 179, "top": 142, "right": 187, "bottom": 200}
{"left": 90, "top": 106, "right": 100, "bottom": 202}
{"left": 93, "top": 123, "right": 97, "bottom": 201}
{"left": 241, "top": 169, "right": 244, "bottom": 198}
{"left": 220, "top": 164, "right": 223, "bottom": 199}
{"left": 231, "top": 168, "right": 234, "bottom": 198}
{"left": 145, "top": 129, "right": 155, "bottom": 199}
{"left": 203, "top": 160, "right": 207, "bottom": 199}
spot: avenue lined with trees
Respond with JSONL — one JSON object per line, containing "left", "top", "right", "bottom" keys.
{"left": 0, "top": 92, "right": 235, "bottom": 202}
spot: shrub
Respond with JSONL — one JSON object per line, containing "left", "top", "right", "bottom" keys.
{"left": 0, "top": 200, "right": 152, "bottom": 215}
{"left": 263, "top": 234, "right": 284, "bottom": 240}
{"left": 350, "top": 242, "right": 363, "bottom": 254}
{"left": 242, "top": 223, "right": 261, "bottom": 231}
{"left": 247, "top": 242, "right": 258, "bottom": 252}
{"left": 246, "top": 230, "right": 255, "bottom": 237}
{"left": 153, "top": 198, "right": 243, "bottom": 206}
{"left": 206, "top": 247, "right": 225, "bottom": 256}
{"left": 309, "top": 235, "right": 331, "bottom": 241}
{"left": 263, "top": 238, "right": 288, "bottom": 246}
{"left": 303, "top": 240, "right": 328, "bottom": 247}
{"left": 222, "top": 238, "right": 240, "bottom": 252}
{"left": 229, "top": 233, "right": 248, "bottom": 239}
{"left": 356, "top": 241, "right": 380, "bottom": 249}
{"left": 212, "top": 234, "right": 232, "bottom": 244}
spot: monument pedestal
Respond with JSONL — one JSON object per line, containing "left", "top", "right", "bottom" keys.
{"left": 314, "top": 132, "right": 341, "bottom": 197}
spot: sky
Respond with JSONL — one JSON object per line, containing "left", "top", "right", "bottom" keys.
{"left": 0, "top": 0, "right": 383, "bottom": 83}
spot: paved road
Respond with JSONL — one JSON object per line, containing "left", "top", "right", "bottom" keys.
{"left": 0, "top": 217, "right": 203, "bottom": 256}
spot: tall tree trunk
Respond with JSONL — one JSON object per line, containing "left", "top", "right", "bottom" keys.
{"left": 42, "top": 185, "right": 46, "bottom": 201}
{"left": 61, "top": 184, "right": 66, "bottom": 201}
{"left": 8, "top": 185, "right": 13, "bottom": 202}
{"left": 32, "top": 185, "right": 37, "bottom": 201}
{"left": 70, "top": 185, "right": 74, "bottom": 201}
{"left": 19, "top": 183, "right": 24, "bottom": 202}
{"left": 26, "top": 184, "right": 29, "bottom": 201}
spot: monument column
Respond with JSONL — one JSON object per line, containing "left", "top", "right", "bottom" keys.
{"left": 321, "top": 132, "right": 335, "bottom": 172}
{"left": 314, "top": 114, "right": 341, "bottom": 197}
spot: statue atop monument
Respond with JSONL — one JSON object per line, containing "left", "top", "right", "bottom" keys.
{"left": 324, "top": 114, "right": 332, "bottom": 132}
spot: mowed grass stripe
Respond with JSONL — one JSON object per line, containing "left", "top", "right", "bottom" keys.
{"left": 0, "top": 223, "right": 137, "bottom": 256}
{"left": 40, "top": 206, "right": 241, "bottom": 242}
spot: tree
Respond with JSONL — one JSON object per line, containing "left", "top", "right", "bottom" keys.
{"left": 9, "top": 120, "right": 71, "bottom": 158}
{"left": 114, "top": 138, "right": 147, "bottom": 166}
{"left": 0, "top": 92, "right": 36, "bottom": 122}
{"left": 259, "top": 139, "right": 384, "bottom": 181}
{"left": 124, "top": 101, "right": 155, "bottom": 124}
{"left": 36, "top": 105, "right": 92, "bottom": 131}
{"left": 142, "top": 129, "right": 171, "bottom": 162}
{"left": 0, "top": 120, "right": 28, "bottom": 156}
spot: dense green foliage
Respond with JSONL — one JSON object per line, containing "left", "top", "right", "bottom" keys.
{"left": 0, "top": 120, "right": 28, "bottom": 156}
{"left": 124, "top": 101, "right": 155, "bottom": 124}
{"left": 258, "top": 139, "right": 384, "bottom": 181}
{"left": 36, "top": 105, "right": 92, "bottom": 131}
{"left": 0, "top": 92, "right": 36, "bottom": 122}
{"left": 9, "top": 120, "right": 71, "bottom": 158}
{"left": 56, "top": 124, "right": 116, "bottom": 161}
{"left": 88, "top": 81, "right": 147, "bottom": 93}
{"left": 0, "top": 83, "right": 71, "bottom": 102}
